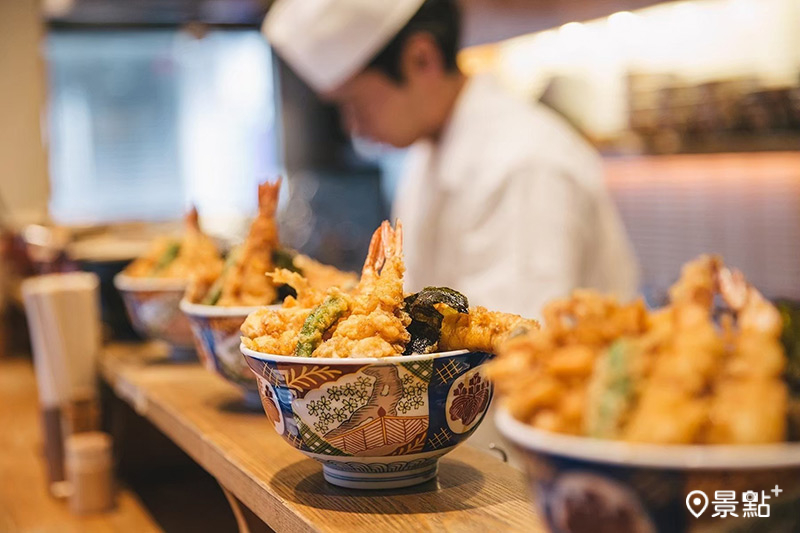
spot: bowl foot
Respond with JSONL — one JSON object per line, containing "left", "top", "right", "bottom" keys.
{"left": 322, "top": 461, "right": 439, "bottom": 490}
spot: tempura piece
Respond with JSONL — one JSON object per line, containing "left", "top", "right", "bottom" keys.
{"left": 311, "top": 221, "right": 411, "bottom": 359}
{"left": 584, "top": 339, "right": 638, "bottom": 439}
{"left": 704, "top": 264, "right": 787, "bottom": 444}
{"left": 269, "top": 268, "right": 328, "bottom": 309}
{"left": 292, "top": 254, "right": 358, "bottom": 292}
{"left": 124, "top": 237, "right": 180, "bottom": 278}
{"left": 404, "top": 287, "right": 469, "bottom": 354}
{"left": 667, "top": 254, "right": 721, "bottom": 309}
{"left": 241, "top": 219, "right": 538, "bottom": 359}
{"left": 622, "top": 302, "right": 725, "bottom": 444}
{"left": 125, "top": 207, "right": 223, "bottom": 285}
{"left": 241, "top": 305, "right": 312, "bottom": 356}
{"left": 193, "top": 179, "right": 357, "bottom": 307}
{"left": 439, "top": 307, "right": 539, "bottom": 354}
{"left": 489, "top": 292, "right": 648, "bottom": 435}
{"left": 490, "top": 255, "right": 789, "bottom": 445}
{"left": 216, "top": 180, "right": 282, "bottom": 306}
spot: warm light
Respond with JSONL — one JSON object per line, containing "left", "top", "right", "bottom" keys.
{"left": 559, "top": 21, "right": 586, "bottom": 39}
{"left": 42, "top": 0, "right": 75, "bottom": 17}
{"left": 608, "top": 10, "right": 640, "bottom": 28}
{"left": 457, "top": 45, "right": 499, "bottom": 76}
{"left": 455, "top": 0, "right": 800, "bottom": 140}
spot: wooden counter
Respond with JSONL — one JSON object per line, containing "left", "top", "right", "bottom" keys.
{"left": 0, "top": 357, "right": 160, "bottom": 533}
{"left": 100, "top": 342, "right": 543, "bottom": 533}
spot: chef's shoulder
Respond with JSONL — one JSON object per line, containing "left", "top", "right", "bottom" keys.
{"left": 462, "top": 76, "right": 603, "bottom": 192}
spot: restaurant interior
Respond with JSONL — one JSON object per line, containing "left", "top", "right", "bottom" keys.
{"left": 1, "top": 0, "right": 799, "bottom": 531}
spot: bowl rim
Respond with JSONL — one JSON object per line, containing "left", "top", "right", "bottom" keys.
{"left": 240, "top": 343, "right": 476, "bottom": 365}
{"left": 180, "top": 298, "right": 275, "bottom": 318}
{"left": 495, "top": 406, "right": 800, "bottom": 469}
{"left": 114, "top": 272, "right": 187, "bottom": 291}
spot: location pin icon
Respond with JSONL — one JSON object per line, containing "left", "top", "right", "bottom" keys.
{"left": 686, "top": 490, "right": 709, "bottom": 518}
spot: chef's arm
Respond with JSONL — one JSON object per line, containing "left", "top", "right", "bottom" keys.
{"left": 454, "top": 168, "right": 589, "bottom": 319}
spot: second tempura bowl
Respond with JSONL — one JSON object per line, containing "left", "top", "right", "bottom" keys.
{"left": 240, "top": 345, "right": 494, "bottom": 489}
{"left": 180, "top": 299, "right": 270, "bottom": 408}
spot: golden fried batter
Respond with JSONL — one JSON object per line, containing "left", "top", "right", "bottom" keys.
{"left": 241, "top": 220, "right": 538, "bottom": 359}
{"left": 489, "top": 293, "right": 648, "bottom": 435}
{"left": 217, "top": 180, "right": 281, "bottom": 306}
{"left": 490, "top": 255, "right": 789, "bottom": 445}
{"left": 191, "top": 179, "right": 356, "bottom": 307}
{"left": 125, "top": 207, "right": 223, "bottom": 286}
{"left": 292, "top": 254, "right": 358, "bottom": 293}
{"left": 269, "top": 268, "right": 328, "bottom": 309}
{"left": 439, "top": 306, "right": 539, "bottom": 353}
{"left": 241, "top": 305, "right": 312, "bottom": 355}
{"left": 312, "top": 221, "right": 411, "bottom": 358}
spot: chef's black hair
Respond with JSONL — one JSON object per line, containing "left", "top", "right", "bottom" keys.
{"left": 366, "top": 0, "right": 461, "bottom": 83}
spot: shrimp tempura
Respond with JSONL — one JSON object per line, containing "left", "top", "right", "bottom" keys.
{"left": 217, "top": 179, "right": 281, "bottom": 306}
{"left": 312, "top": 221, "right": 411, "bottom": 358}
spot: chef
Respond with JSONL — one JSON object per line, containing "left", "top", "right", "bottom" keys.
{"left": 264, "top": 0, "right": 638, "bottom": 318}
{"left": 264, "top": 0, "right": 638, "bottom": 458}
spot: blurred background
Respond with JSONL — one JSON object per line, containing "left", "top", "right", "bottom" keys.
{"left": 1, "top": 0, "right": 799, "bottom": 349}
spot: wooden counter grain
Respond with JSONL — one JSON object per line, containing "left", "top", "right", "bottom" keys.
{"left": 100, "top": 342, "right": 543, "bottom": 533}
{"left": 0, "top": 357, "right": 160, "bottom": 533}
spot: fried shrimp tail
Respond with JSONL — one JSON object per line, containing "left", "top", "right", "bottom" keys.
{"left": 718, "top": 266, "right": 782, "bottom": 337}
{"left": 186, "top": 205, "right": 200, "bottom": 231}
{"left": 312, "top": 221, "right": 411, "bottom": 359}
{"left": 217, "top": 179, "right": 282, "bottom": 306}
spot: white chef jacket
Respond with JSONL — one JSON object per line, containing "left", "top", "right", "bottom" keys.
{"left": 394, "top": 74, "right": 639, "bottom": 318}
{"left": 393, "top": 75, "right": 639, "bottom": 465}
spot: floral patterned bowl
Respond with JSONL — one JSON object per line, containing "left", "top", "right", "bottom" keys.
{"left": 496, "top": 407, "right": 800, "bottom": 533}
{"left": 113, "top": 273, "right": 195, "bottom": 360}
{"left": 240, "top": 345, "right": 494, "bottom": 489}
{"left": 180, "top": 300, "right": 269, "bottom": 408}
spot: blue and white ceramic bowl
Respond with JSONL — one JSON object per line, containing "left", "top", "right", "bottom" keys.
{"left": 240, "top": 345, "right": 494, "bottom": 489}
{"left": 497, "top": 407, "right": 800, "bottom": 533}
{"left": 114, "top": 273, "right": 195, "bottom": 360}
{"left": 180, "top": 300, "right": 270, "bottom": 408}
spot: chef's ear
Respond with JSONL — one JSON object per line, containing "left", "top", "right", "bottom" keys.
{"left": 399, "top": 32, "right": 446, "bottom": 82}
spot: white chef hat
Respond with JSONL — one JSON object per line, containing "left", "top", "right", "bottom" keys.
{"left": 263, "top": 0, "right": 426, "bottom": 93}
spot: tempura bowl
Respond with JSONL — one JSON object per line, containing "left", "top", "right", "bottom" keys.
{"left": 113, "top": 273, "right": 195, "bottom": 359}
{"left": 496, "top": 407, "right": 800, "bottom": 533}
{"left": 240, "top": 345, "right": 494, "bottom": 489}
{"left": 180, "top": 300, "right": 269, "bottom": 408}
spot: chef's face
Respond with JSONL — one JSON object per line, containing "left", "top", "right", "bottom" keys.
{"left": 324, "top": 34, "right": 446, "bottom": 148}
{"left": 327, "top": 71, "right": 421, "bottom": 148}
